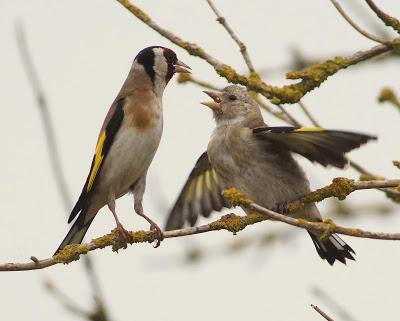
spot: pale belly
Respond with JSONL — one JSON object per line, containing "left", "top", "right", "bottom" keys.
{"left": 95, "top": 121, "right": 162, "bottom": 202}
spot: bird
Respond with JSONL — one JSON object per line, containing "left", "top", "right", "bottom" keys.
{"left": 165, "top": 85, "right": 377, "bottom": 265}
{"left": 55, "top": 46, "right": 191, "bottom": 254}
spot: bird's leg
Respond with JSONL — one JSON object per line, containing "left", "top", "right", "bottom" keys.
{"left": 108, "top": 194, "right": 130, "bottom": 240}
{"left": 131, "top": 175, "right": 164, "bottom": 248}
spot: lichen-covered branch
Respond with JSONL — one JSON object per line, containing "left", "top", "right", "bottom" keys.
{"left": 378, "top": 87, "right": 400, "bottom": 111}
{"left": 365, "top": 0, "right": 400, "bottom": 34}
{"left": 116, "top": 0, "right": 396, "bottom": 104}
{"left": 288, "top": 178, "right": 400, "bottom": 213}
{"left": 1, "top": 178, "right": 399, "bottom": 271}
{"left": 205, "top": 0, "right": 255, "bottom": 72}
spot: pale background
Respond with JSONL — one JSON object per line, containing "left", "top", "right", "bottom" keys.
{"left": 1, "top": 1, "right": 399, "bottom": 320}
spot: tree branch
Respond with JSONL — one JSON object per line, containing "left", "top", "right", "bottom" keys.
{"left": 365, "top": 0, "right": 400, "bottom": 34}
{"left": 1, "top": 178, "right": 399, "bottom": 271}
{"left": 115, "top": 0, "right": 396, "bottom": 104}
{"left": 311, "top": 304, "right": 335, "bottom": 321}
{"left": 329, "top": 0, "right": 388, "bottom": 44}
{"left": 205, "top": 0, "right": 255, "bottom": 72}
{"left": 15, "top": 22, "right": 72, "bottom": 211}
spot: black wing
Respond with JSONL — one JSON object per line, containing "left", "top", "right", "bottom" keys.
{"left": 165, "top": 152, "right": 229, "bottom": 230}
{"left": 68, "top": 97, "right": 125, "bottom": 223}
{"left": 253, "top": 126, "right": 376, "bottom": 168}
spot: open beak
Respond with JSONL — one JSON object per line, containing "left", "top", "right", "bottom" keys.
{"left": 174, "top": 60, "right": 191, "bottom": 73}
{"left": 201, "top": 90, "right": 222, "bottom": 110}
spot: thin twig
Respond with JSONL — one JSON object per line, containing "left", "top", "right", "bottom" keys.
{"left": 275, "top": 104, "right": 302, "bottom": 127}
{"left": 115, "top": 0, "right": 395, "bottom": 104}
{"left": 15, "top": 22, "right": 72, "bottom": 212}
{"left": 177, "top": 73, "right": 220, "bottom": 90}
{"left": 312, "top": 287, "right": 359, "bottom": 321}
{"left": 44, "top": 280, "right": 91, "bottom": 319}
{"left": 311, "top": 304, "right": 335, "bottom": 321}
{"left": 1, "top": 178, "right": 399, "bottom": 271}
{"left": 329, "top": 0, "right": 388, "bottom": 44}
{"left": 16, "top": 22, "right": 110, "bottom": 320}
{"left": 365, "top": 0, "right": 400, "bottom": 34}
{"left": 205, "top": 0, "right": 255, "bottom": 72}
{"left": 298, "top": 100, "right": 321, "bottom": 127}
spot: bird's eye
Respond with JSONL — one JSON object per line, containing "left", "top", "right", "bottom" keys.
{"left": 228, "top": 95, "right": 237, "bottom": 101}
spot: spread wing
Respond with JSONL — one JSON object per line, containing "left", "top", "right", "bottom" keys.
{"left": 165, "top": 152, "right": 229, "bottom": 231}
{"left": 68, "top": 97, "right": 125, "bottom": 223}
{"left": 253, "top": 126, "right": 377, "bottom": 168}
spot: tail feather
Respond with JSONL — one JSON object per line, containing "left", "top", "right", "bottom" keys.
{"left": 308, "top": 231, "right": 355, "bottom": 265}
{"left": 54, "top": 213, "right": 94, "bottom": 255}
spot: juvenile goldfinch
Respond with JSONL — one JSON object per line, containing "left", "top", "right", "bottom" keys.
{"left": 55, "top": 46, "right": 190, "bottom": 254}
{"left": 166, "top": 85, "right": 376, "bottom": 265}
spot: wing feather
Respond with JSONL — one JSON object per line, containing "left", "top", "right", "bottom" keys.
{"left": 165, "top": 152, "right": 229, "bottom": 230}
{"left": 68, "top": 97, "right": 125, "bottom": 223}
{"left": 253, "top": 126, "right": 376, "bottom": 168}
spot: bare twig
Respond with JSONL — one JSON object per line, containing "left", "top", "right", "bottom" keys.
{"left": 177, "top": 73, "right": 220, "bottom": 90}
{"left": 1, "top": 178, "right": 400, "bottom": 271}
{"left": 311, "top": 304, "right": 335, "bottom": 321}
{"left": 298, "top": 100, "right": 321, "bottom": 127}
{"left": 115, "top": 0, "right": 395, "bottom": 104}
{"left": 329, "top": 0, "right": 388, "bottom": 44}
{"left": 15, "top": 22, "right": 72, "bottom": 212}
{"left": 205, "top": 0, "right": 255, "bottom": 72}
{"left": 16, "top": 22, "right": 110, "bottom": 320}
{"left": 365, "top": 0, "right": 400, "bottom": 34}
{"left": 44, "top": 280, "right": 91, "bottom": 319}
{"left": 312, "top": 287, "right": 359, "bottom": 321}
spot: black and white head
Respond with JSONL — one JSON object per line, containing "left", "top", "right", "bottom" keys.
{"left": 134, "top": 46, "right": 190, "bottom": 94}
{"left": 202, "top": 85, "right": 262, "bottom": 125}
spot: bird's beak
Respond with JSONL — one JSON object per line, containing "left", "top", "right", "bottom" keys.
{"left": 173, "top": 60, "right": 191, "bottom": 73}
{"left": 201, "top": 90, "right": 222, "bottom": 110}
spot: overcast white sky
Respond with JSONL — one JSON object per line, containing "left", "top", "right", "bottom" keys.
{"left": 1, "top": 1, "right": 399, "bottom": 320}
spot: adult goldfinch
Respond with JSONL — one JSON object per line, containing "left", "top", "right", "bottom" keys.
{"left": 165, "top": 85, "right": 376, "bottom": 265}
{"left": 55, "top": 46, "right": 190, "bottom": 254}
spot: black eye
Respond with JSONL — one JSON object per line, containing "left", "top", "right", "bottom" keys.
{"left": 228, "top": 95, "right": 237, "bottom": 101}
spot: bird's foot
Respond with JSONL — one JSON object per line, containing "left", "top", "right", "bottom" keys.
{"left": 140, "top": 214, "right": 163, "bottom": 248}
{"left": 273, "top": 202, "right": 290, "bottom": 215}
{"left": 149, "top": 222, "right": 164, "bottom": 248}
{"left": 115, "top": 222, "right": 131, "bottom": 241}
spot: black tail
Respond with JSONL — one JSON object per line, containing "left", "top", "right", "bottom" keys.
{"left": 54, "top": 214, "right": 95, "bottom": 255}
{"left": 308, "top": 232, "right": 355, "bottom": 265}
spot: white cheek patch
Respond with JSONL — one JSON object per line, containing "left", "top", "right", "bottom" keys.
{"left": 152, "top": 47, "right": 168, "bottom": 76}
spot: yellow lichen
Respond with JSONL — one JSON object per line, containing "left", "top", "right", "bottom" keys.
{"left": 53, "top": 244, "right": 90, "bottom": 264}
{"left": 359, "top": 174, "right": 385, "bottom": 181}
{"left": 378, "top": 88, "right": 400, "bottom": 110}
{"left": 320, "top": 218, "right": 336, "bottom": 240}
{"left": 208, "top": 214, "right": 243, "bottom": 234}
{"left": 120, "top": 0, "right": 151, "bottom": 23}
{"left": 223, "top": 188, "right": 252, "bottom": 207}
{"left": 286, "top": 56, "right": 350, "bottom": 82}
{"left": 288, "top": 178, "right": 356, "bottom": 213}
{"left": 177, "top": 73, "right": 192, "bottom": 83}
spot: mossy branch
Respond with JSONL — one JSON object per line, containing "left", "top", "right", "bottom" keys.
{"left": 365, "top": 0, "right": 400, "bottom": 35}
{"left": 115, "top": 0, "right": 396, "bottom": 104}
{"left": 0, "top": 178, "right": 399, "bottom": 271}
